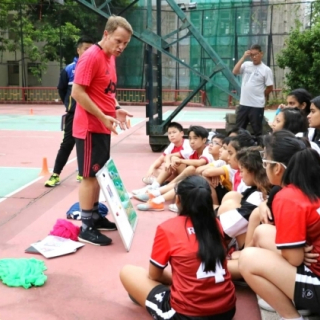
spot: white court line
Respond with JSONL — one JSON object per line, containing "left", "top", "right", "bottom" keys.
{"left": 0, "top": 176, "right": 43, "bottom": 204}
{"left": 0, "top": 135, "right": 55, "bottom": 138}
{"left": 66, "top": 156, "right": 77, "bottom": 165}
{"left": 0, "top": 129, "right": 55, "bottom": 132}
{"left": 1, "top": 167, "right": 52, "bottom": 170}
{"left": 0, "top": 119, "right": 145, "bottom": 204}
{"left": 0, "top": 162, "right": 76, "bottom": 204}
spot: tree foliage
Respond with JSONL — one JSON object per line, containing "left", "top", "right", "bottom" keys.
{"left": 277, "top": 1, "right": 320, "bottom": 97}
{"left": 0, "top": 0, "right": 131, "bottom": 83}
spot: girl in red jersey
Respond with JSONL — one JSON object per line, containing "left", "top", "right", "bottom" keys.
{"left": 239, "top": 130, "right": 320, "bottom": 319}
{"left": 120, "top": 175, "right": 236, "bottom": 320}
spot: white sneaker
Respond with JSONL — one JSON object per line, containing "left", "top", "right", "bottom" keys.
{"left": 168, "top": 204, "right": 179, "bottom": 213}
{"left": 258, "top": 299, "right": 275, "bottom": 312}
{"left": 132, "top": 185, "right": 151, "bottom": 195}
{"left": 258, "top": 299, "right": 312, "bottom": 316}
{"left": 133, "top": 193, "right": 151, "bottom": 202}
{"left": 142, "top": 176, "right": 156, "bottom": 185}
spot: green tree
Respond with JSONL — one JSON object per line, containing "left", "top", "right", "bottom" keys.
{"left": 0, "top": 0, "right": 132, "bottom": 84}
{"left": 277, "top": 2, "right": 320, "bottom": 96}
{"left": 34, "top": 0, "right": 106, "bottom": 63}
{"left": 0, "top": 0, "right": 81, "bottom": 83}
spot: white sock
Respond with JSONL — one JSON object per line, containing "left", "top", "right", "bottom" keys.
{"left": 149, "top": 189, "right": 161, "bottom": 197}
{"left": 152, "top": 196, "right": 165, "bottom": 204}
{"left": 280, "top": 317, "right": 304, "bottom": 320}
{"left": 151, "top": 181, "right": 160, "bottom": 189}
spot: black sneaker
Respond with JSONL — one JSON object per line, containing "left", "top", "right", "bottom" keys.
{"left": 78, "top": 227, "right": 112, "bottom": 246}
{"left": 94, "top": 217, "right": 117, "bottom": 231}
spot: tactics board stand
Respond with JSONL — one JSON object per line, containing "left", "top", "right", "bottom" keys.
{"left": 96, "top": 159, "right": 138, "bottom": 251}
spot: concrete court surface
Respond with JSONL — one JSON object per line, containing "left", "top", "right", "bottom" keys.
{"left": 0, "top": 105, "right": 261, "bottom": 320}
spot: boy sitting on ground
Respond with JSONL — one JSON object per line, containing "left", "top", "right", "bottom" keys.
{"left": 135, "top": 126, "right": 219, "bottom": 211}
{"left": 168, "top": 133, "right": 227, "bottom": 212}
{"left": 196, "top": 133, "right": 226, "bottom": 175}
{"left": 201, "top": 132, "right": 256, "bottom": 205}
{"left": 140, "top": 122, "right": 192, "bottom": 185}
{"left": 198, "top": 136, "right": 233, "bottom": 205}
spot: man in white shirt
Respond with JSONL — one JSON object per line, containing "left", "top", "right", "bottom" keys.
{"left": 233, "top": 44, "right": 273, "bottom": 137}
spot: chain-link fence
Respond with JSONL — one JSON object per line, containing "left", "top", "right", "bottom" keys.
{"left": 0, "top": 0, "right": 314, "bottom": 106}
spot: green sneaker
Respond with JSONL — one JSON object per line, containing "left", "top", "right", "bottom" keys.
{"left": 76, "top": 174, "right": 83, "bottom": 182}
{"left": 44, "top": 174, "right": 60, "bottom": 187}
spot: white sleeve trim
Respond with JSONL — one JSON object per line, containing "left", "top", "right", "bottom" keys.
{"left": 150, "top": 258, "right": 167, "bottom": 268}
{"left": 276, "top": 240, "right": 306, "bottom": 248}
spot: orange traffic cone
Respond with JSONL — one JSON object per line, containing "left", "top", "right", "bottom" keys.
{"left": 29, "top": 108, "right": 33, "bottom": 115}
{"left": 39, "top": 157, "right": 50, "bottom": 176}
{"left": 127, "top": 118, "right": 131, "bottom": 128}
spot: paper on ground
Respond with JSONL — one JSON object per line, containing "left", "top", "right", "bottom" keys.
{"left": 31, "top": 235, "right": 85, "bottom": 259}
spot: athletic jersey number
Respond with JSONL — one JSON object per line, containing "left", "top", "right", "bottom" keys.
{"left": 196, "top": 262, "right": 226, "bottom": 283}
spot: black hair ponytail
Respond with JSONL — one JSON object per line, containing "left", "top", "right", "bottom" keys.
{"left": 283, "top": 148, "right": 320, "bottom": 201}
{"left": 176, "top": 175, "right": 226, "bottom": 272}
{"left": 264, "top": 130, "right": 320, "bottom": 202}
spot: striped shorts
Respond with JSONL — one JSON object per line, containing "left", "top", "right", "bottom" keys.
{"left": 145, "top": 285, "right": 235, "bottom": 320}
{"left": 75, "top": 132, "right": 110, "bottom": 178}
{"left": 294, "top": 264, "right": 320, "bottom": 314}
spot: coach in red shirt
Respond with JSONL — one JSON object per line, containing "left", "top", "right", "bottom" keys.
{"left": 72, "top": 16, "right": 133, "bottom": 246}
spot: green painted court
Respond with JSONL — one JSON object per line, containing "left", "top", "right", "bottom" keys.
{"left": 0, "top": 168, "right": 41, "bottom": 198}
{"left": 0, "top": 109, "right": 276, "bottom": 131}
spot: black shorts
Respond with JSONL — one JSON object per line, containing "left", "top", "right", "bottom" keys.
{"left": 146, "top": 284, "right": 235, "bottom": 320}
{"left": 294, "top": 264, "right": 320, "bottom": 314}
{"left": 75, "top": 132, "right": 110, "bottom": 178}
{"left": 215, "top": 185, "right": 229, "bottom": 204}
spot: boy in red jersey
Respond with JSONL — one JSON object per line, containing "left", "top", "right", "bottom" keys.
{"left": 71, "top": 16, "right": 133, "bottom": 246}
{"left": 135, "top": 126, "right": 215, "bottom": 211}
{"left": 120, "top": 176, "right": 236, "bottom": 319}
{"left": 140, "top": 122, "right": 192, "bottom": 186}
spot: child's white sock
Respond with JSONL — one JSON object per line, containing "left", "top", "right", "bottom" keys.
{"left": 152, "top": 196, "right": 165, "bottom": 204}
{"left": 151, "top": 181, "right": 160, "bottom": 189}
{"left": 280, "top": 317, "right": 304, "bottom": 320}
{"left": 149, "top": 189, "right": 161, "bottom": 197}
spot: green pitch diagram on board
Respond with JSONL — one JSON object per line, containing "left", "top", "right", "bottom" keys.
{"left": 106, "top": 159, "right": 137, "bottom": 229}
